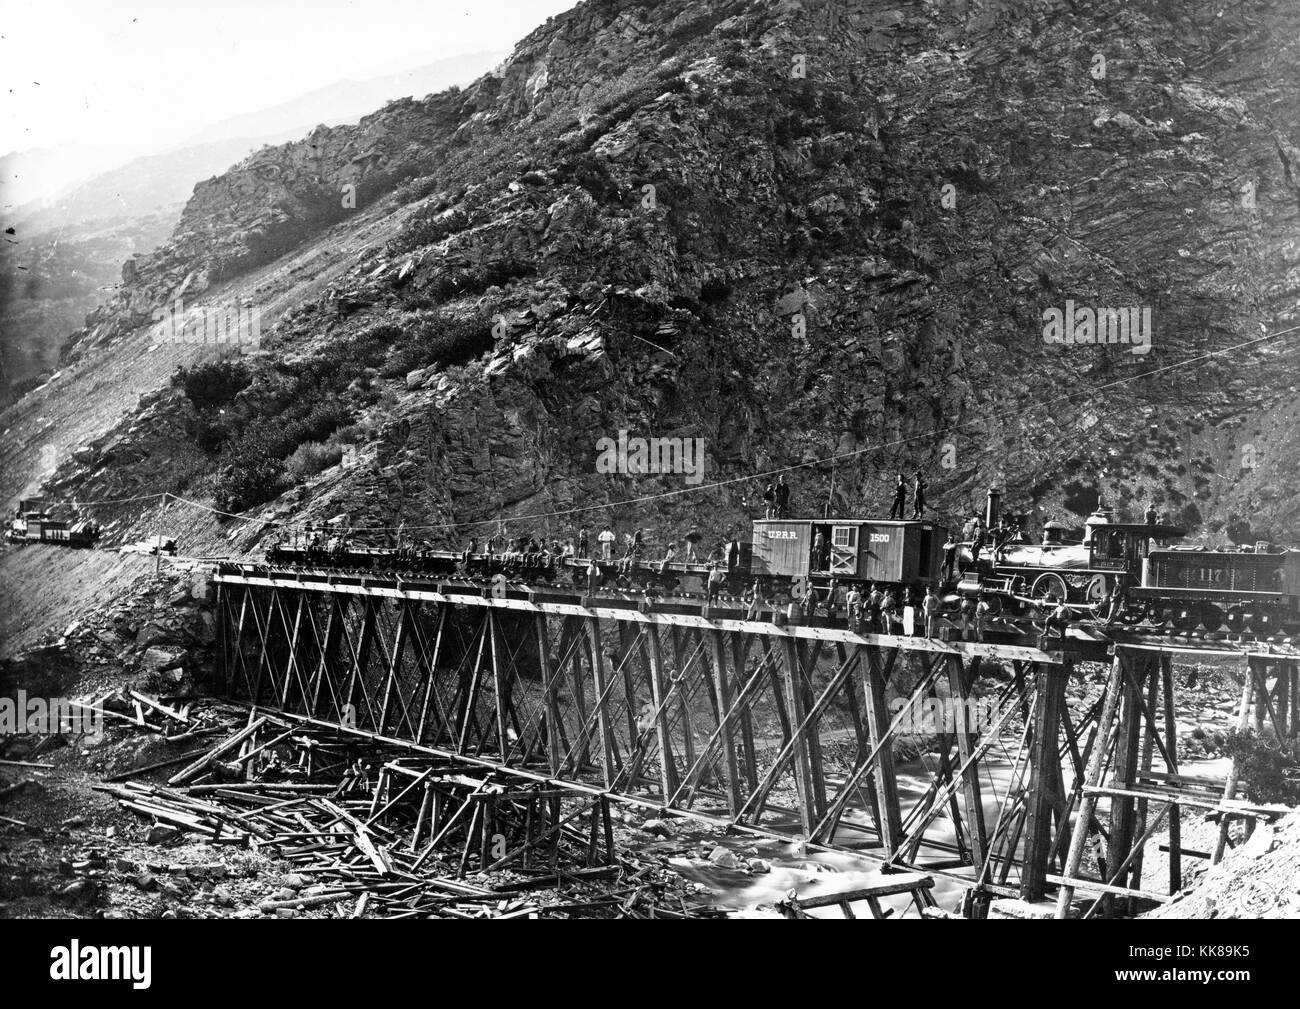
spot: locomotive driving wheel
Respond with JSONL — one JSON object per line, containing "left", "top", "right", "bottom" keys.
{"left": 1031, "top": 572, "right": 1068, "bottom": 602}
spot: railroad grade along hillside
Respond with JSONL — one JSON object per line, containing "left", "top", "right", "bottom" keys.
{"left": 7, "top": 0, "right": 1300, "bottom": 552}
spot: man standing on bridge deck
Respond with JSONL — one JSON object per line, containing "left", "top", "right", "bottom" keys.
{"left": 889, "top": 473, "right": 907, "bottom": 519}
{"left": 598, "top": 525, "right": 615, "bottom": 560}
{"left": 706, "top": 562, "right": 726, "bottom": 606}
{"left": 865, "top": 581, "right": 883, "bottom": 631}
{"left": 923, "top": 585, "right": 941, "bottom": 637}
{"left": 880, "top": 587, "right": 899, "bottom": 634}
{"left": 578, "top": 526, "right": 589, "bottom": 558}
{"left": 684, "top": 527, "right": 702, "bottom": 562}
{"left": 825, "top": 579, "right": 842, "bottom": 626}
{"left": 1039, "top": 594, "right": 1072, "bottom": 647}
{"left": 960, "top": 593, "right": 977, "bottom": 641}
{"left": 845, "top": 584, "right": 862, "bottom": 630}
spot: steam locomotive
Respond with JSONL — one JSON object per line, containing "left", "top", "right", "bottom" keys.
{"left": 957, "top": 489, "right": 1300, "bottom": 634}
{"left": 5, "top": 502, "right": 101, "bottom": 548}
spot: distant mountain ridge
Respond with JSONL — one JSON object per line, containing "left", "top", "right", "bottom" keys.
{"left": 0, "top": 50, "right": 505, "bottom": 403}
{"left": 178, "top": 52, "right": 507, "bottom": 149}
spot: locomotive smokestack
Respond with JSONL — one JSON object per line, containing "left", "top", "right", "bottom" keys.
{"left": 986, "top": 488, "right": 1001, "bottom": 529}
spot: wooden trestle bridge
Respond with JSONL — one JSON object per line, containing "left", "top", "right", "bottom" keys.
{"left": 212, "top": 564, "right": 1299, "bottom": 918}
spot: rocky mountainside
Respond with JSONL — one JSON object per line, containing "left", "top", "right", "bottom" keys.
{"left": 6, "top": 0, "right": 1300, "bottom": 555}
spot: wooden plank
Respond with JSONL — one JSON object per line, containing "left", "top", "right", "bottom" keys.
{"left": 860, "top": 646, "right": 902, "bottom": 855}
{"left": 376, "top": 600, "right": 409, "bottom": 736}
{"left": 779, "top": 637, "right": 818, "bottom": 836}
{"left": 1082, "top": 784, "right": 1287, "bottom": 818}
{"left": 1160, "top": 655, "right": 1181, "bottom": 893}
{"left": 585, "top": 617, "right": 617, "bottom": 787}
{"left": 414, "top": 605, "right": 449, "bottom": 744}
{"left": 789, "top": 873, "right": 934, "bottom": 908}
{"left": 1213, "top": 660, "right": 1255, "bottom": 864}
{"left": 709, "top": 629, "right": 743, "bottom": 816}
{"left": 1046, "top": 874, "right": 1170, "bottom": 905}
{"left": 946, "top": 654, "right": 987, "bottom": 869}
{"left": 535, "top": 613, "right": 563, "bottom": 775}
{"left": 643, "top": 626, "right": 680, "bottom": 800}
{"left": 1104, "top": 651, "right": 1144, "bottom": 912}
{"left": 1021, "top": 662, "right": 1066, "bottom": 900}
{"left": 1054, "top": 656, "right": 1124, "bottom": 919}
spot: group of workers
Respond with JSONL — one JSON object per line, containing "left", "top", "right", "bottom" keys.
{"left": 888, "top": 471, "right": 928, "bottom": 520}
{"left": 761, "top": 476, "right": 793, "bottom": 519}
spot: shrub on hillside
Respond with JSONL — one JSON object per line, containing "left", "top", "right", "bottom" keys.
{"left": 380, "top": 310, "right": 496, "bottom": 377}
{"left": 214, "top": 446, "right": 284, "bottom": 514}
{"left": 1222, "top": 728, "right": 1300, "bottom": 804}
{"left": 388, "top": 207, "right": 472, "bottom": 256}
{"left": 285, "top": 440, "right": 344, "bottom": 480}
{"left": 172, "top": 360, "right": 251, "bottom": 411}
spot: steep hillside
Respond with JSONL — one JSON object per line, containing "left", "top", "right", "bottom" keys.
{"left": 6, "top": 0, "right": 1300, "bottom": 557}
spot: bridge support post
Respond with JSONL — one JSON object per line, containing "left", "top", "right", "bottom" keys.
{"left": 1021, "top": 661, "right": 1066, "bottom": 901}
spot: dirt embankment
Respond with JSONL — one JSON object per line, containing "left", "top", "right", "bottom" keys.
{"left": 0, "top": 545, "right": 160, "bottom": 660}
{"left": 1145, "top": 812, "right": 1300, "bottom": 919}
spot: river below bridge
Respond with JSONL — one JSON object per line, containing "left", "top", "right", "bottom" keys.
{"left": 670, "top": 750, "right": 1230, "bottom": 918}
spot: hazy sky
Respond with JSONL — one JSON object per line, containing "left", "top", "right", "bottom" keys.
{"left": 1, "top": 0, "right": 578, "bottom": 159}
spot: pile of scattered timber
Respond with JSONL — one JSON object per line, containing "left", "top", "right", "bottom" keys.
{"left": 96, "top": 710, "right": 726, "bottom": 919}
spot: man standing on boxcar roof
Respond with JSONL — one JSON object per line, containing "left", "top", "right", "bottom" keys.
{"left": 775, "top": 474, "right": 791, "bottom": 519}
{"left": 889, "top": 472, "right": 907, "bottom": 519}
{"left": 912, "top": 470, "right": 927, "bottom": 519}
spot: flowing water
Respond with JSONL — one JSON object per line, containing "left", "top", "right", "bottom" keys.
{"left": 677, "top": 749, "right": 1232, "bottom": 919}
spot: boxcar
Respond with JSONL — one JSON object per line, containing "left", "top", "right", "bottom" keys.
{"left": 750, "top": 518, "right": 946, "bottom": 585}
